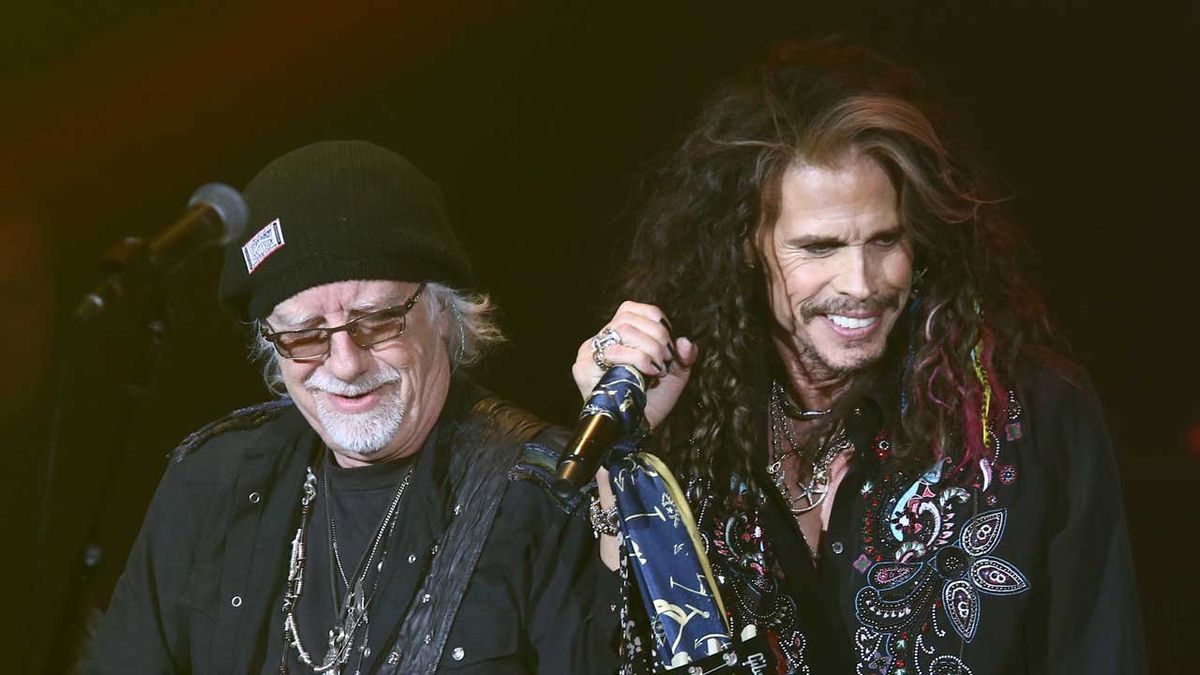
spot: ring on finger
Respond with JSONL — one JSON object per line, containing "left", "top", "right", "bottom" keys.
{"left": 592, "top": 327, "right": 622, "bottom": 350}
{"left": 590, "top": 327, "right": 621, "bottom": 370}
{"left": 592, "top": 345, "right": 614, "bottom": 370}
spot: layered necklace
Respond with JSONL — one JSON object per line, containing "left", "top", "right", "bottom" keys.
{"left": 766, "top": 381, "right": 851, "bottom": 515}
{"left": 279, "top": 458, "right": 414, "bottom": 674}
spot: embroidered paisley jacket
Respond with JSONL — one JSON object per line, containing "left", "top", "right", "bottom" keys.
{"left": 620, "top": 366, "right": 1145, "bottom": 675}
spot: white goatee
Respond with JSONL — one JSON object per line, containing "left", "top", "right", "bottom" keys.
{"left": 304, "top": 365, "right": 406, "bottom": 455}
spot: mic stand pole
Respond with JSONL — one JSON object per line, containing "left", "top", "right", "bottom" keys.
{"left": 38, "top": 240, "right": 174, "bottom": 673}
{"left": 37, "top": 232, "right": 159, "bottom": 577}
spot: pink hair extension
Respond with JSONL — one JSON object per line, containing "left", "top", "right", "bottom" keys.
{"left": 925, "top": 363, "right": 952, "bottom": 410}
{"left": 958, "top": 386, "right": 986, "bottom": 474}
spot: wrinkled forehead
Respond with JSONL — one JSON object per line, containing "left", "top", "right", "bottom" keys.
{"left": 755, "top": 154, "right": 899, "bottom": 242}
{"left": 268, "top": 279, "right": 421, "bottom": 327}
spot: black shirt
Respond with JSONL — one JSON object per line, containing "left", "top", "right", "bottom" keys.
{"left": 267, "top": 449, "right": 421, "bottom": 674}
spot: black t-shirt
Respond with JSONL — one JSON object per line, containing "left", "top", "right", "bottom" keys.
{"left": 271, "top": 448, "right": 420, "bottom": 674}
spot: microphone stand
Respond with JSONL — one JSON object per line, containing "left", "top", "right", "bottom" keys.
{"left": 74, "top": 233, "right": 161, "bottom": 324}
{"left": 38, "top": 235, "right": 184, "bottom": 673}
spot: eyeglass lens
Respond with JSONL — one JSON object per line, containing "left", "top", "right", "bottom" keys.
{"left": 275, "top": 306, "right": 411, "bottom": 359}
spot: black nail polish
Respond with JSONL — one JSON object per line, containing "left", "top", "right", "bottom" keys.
{"left": 665, "top": 339, "right": 679, "bottom": 361}
{"left": 659, "top": 317, "right": 674, "bottom": 334}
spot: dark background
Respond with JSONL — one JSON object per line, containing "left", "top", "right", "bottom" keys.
{"left": 2, "top": 1, "right": 1195, "bottom": 671}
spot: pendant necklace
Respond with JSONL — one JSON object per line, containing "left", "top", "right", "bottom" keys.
{"left": 279, "top": 459, "right": 414, "bottom": 674}
{"left": 766, "top": 381, "right": 850, "bottom": 515}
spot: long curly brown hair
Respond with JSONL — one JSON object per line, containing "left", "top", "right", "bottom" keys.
{"left": 621, "top": 40, "right": 1065, "bottom": 507}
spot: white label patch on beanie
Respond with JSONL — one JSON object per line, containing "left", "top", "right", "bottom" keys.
{"left": 242, "top": 218, "right": 285, "bottom": 273}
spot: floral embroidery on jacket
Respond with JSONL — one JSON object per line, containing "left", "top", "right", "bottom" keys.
{"left": 851, "top": 393, "right": 1029, "bottom": 674}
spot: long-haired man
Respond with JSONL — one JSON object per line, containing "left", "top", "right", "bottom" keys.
{"left": 574, "top": 41, "right": 1145, "bottom": 674}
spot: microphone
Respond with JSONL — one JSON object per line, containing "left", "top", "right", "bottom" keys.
{"left": 75, "top": 183, "right": 248, "bottom": 322}
{"left": 147, "top": 183, "right": 248, "bottom": 270}
{"left": 552, "top": 365, "right": 647, "bottom": 497}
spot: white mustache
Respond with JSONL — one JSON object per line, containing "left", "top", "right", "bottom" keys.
{"left": 304, "top": 367, "right": 401, "bottom": 397}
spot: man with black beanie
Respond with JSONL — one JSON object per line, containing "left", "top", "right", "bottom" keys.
{"left": 87, "top": 141, "right": 620, "bottom": 673}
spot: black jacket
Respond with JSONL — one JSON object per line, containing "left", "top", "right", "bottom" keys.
{"left": 812, "top": 368, "right": 1147, "bottom": 674}
{"left": 88, "top": 378, "right": 620, "bottom": 674}
{"left": 618, "top": 366, "right": 1145, "bottom": 674}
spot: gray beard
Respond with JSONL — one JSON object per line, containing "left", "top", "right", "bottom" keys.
{"left": 312, "top": 389, "right": 407, "bottom": 456}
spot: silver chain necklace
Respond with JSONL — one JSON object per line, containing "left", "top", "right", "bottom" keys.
{"left": 772, "top": 381, "right": 831, "bottom": 421}
{"left": 326, "top": 466, "right": 410, "bottom": 591}
{"left": 280, "top": 462, "right": 414, "bottom": 674}
{"left": 766, "top": 382, "right": 850, "bottom": 515}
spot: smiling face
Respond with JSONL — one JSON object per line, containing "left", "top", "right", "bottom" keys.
{"left": 757, "top": 154, "right": 913, "bottom": 388}
{"left": 267, "top": 279, "right": 451, "bottom": 466}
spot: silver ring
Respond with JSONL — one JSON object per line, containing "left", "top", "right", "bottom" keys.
{"left": 591, "top": 327, "right": 622, "bottom": 369}
{"left": 592, "top": 327, "right": 622, "bottom": 350}
{"left": 592, "top": 347, "right": 613, "bottom": 370}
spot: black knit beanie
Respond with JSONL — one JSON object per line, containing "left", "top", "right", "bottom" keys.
{"left": 218, "top": 140, "right": 473, "bottom": 322}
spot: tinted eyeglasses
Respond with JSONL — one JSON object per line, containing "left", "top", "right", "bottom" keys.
{"left": 261, "top": 283, "right": 426, "bottom": 360}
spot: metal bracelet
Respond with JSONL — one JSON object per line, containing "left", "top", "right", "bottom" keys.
{"left": 588, "top": 495, "right": 620, "bottom": 538}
